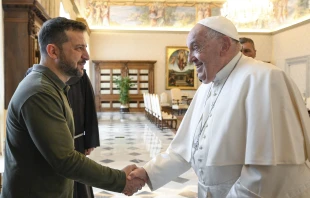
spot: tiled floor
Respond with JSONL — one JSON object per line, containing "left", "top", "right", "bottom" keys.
{"left": 89, "top": 112, "right": 198, "bottom": 198}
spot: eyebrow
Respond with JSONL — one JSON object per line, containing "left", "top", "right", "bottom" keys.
{"left": 76, "top": 44, "right": 87, "bottom": 48}
{"left": 188, "top": 40, "right": 197, "bottom": 48}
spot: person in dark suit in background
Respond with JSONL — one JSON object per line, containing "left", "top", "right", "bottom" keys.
{"left": 239, "top": 37, "right": 256, "bottom": 58}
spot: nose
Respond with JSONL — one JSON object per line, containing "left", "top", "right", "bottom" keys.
{"left": 188, "top": 52, "right": 197, "bottom": 64}
{"left": 188, "top": 51, "right": 192, "bottom": 63}
{"left": 82, "top": 49, "right": 90, "bottom": 60}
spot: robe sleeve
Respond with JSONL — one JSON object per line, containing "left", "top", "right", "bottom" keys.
{"left": 83, "top": 71, "right": 100, "bottom": 149}
{"left": 143, "top": 148, "right": 191, "bottom": 191}
{"left": 243, "top": 68, "right": 310, "bottom": 165}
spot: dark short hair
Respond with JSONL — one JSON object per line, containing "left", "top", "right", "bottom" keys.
{"left": 239, "top": 37, "right": 255, "bottom": 49}
{"left": 38, "top": 17, "right": 86, "bottom": 56}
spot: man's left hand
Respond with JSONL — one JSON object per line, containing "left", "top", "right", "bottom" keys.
{"left": 85, "top": 148, "right": 95, "bottom": 155}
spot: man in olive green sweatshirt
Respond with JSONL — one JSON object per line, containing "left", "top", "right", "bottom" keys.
{"left": 2, "top": 17, "right": 144, "bottom": 198}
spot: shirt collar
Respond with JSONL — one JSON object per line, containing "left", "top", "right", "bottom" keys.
{"left": 32, "top": 64, "right": 69, "bottom": 91}
{"left": 214, "top": 52, "right": 242, "bottom": 84}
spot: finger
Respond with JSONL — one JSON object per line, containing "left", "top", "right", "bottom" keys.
{"left": 127, "top": 190, "right": 134, "bottom": 196}
{"left": 130, "top": 164, "right": 138, "bottom": 170}
{"left": 127, "top": 169, "right": 137, "bottom": 180}
{"left": 122, "top": 165, "right": 132, "bottom": 175}
{"left": 139, "top": 180, "right": 145, "bottom": 188}
{"left": 124, "top": 190, "right": 132, "bottom": 196}
{"left": 85, "top": 149, "right": 91, "bottom": 154}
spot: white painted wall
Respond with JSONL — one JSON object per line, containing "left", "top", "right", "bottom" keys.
{"left": 272, "top": 22, "right": 310, "bottom": 71}
{"left": 90, "top": 31, "right": 198, "bottom": 100}
{"left": 90, "top": 31, "right": 273, "bottom": 101}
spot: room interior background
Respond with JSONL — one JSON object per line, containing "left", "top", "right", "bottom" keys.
{"left": 0, "top": 0, "right": 310, "bottom": 154}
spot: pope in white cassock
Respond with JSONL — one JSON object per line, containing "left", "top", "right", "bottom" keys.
{"left": 128, "top": 16, "right": 310, "bottom": 197}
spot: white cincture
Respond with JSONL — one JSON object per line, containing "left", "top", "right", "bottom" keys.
{"left": 74, "top": 132, "right": 84, "bottom": 139}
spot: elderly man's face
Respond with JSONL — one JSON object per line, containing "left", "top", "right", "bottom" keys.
{"left": 241, "top": 42, "right": 256, "bottom": 58}
{"left": 186, "top": 25, "right": 221, "bottom": 84}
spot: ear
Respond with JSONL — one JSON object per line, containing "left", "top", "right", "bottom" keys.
{"left": 46, "top": 44, "right": 59, "bottom": 59}
{"left": 220, "top": 36, "right": 231, "bottom": 56}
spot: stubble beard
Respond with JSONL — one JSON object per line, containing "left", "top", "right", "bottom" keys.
{"left": 58, "top": 50, "right": 83, "bottom": 77}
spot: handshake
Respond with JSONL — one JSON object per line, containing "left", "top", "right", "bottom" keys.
{"left": 121, "top": 164, "right": 149, "bottom": 196}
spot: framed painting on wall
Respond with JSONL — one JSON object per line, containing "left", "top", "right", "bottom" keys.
{"left": 166, "top": 46, "right": 197, "bottom": 90}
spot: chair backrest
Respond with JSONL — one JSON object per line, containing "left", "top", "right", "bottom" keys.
{"left": 170, "top": 88, "right": 182, "bottom": 102}
{"left": 144, "top": 93, "right": 152, "bottom": 113}
{"left": 154, "top": 94, "right": 162, "bottom": 118}
{"left": 143, "top": 93, "right": 149, "bottom": 110}
{"left": 160, "top": 92, "right": 168, "bottom": 103}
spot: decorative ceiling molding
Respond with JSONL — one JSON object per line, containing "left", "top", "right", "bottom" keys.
{"left": 272, "top": 17, "right": 310, "bottom": 35}
{"left": 90, "top": 0, "right": 225, "bottom": 5}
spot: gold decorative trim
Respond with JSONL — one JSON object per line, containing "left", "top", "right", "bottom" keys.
{"left": 94, "top": 0, "right": 225, "bottom": 7}
{"left": 70, "top": 0, "right": 80, "bottom": 16}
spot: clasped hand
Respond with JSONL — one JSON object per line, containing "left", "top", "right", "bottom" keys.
{"left": 121, "top": 164, "right": 149, "bottom": 196}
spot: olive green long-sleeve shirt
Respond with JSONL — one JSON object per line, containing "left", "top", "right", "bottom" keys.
{"left": 2, "top": 64, "right": 126, "bottom": 198}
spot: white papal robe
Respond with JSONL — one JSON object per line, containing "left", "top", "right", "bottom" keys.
{"left": 143, "top": 53, "right": 310, "bottom": 197}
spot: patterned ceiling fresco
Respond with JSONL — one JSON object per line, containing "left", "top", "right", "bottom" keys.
{"left": 74, "top": 0, "right": 310, "bottom": 32}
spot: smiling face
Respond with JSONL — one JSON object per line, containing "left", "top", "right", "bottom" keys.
{"left": 186, "top": 24, "right": 222, "bottom": 84}
{"left": 57, "top": 30, "right": 89, "bottom": 77}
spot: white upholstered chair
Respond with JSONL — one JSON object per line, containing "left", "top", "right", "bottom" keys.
{"left": 154, "top": 94, "right": 177, "bottom": 130}
{"left": 170, "top": 88, "right": 188, "bottom": 115}
{"left": 160, "top": 92, "right": 170, "bottom": 107}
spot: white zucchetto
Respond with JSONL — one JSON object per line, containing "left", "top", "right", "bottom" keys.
{"left": 198, "top": 16, "right": 239, "bottom": 41}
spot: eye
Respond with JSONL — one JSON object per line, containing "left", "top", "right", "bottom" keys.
{"left": 76, "top": 46, "right": 85, "bottom": 51}
{"left": 192, "top": 45, "right": 199, "bottom": 50}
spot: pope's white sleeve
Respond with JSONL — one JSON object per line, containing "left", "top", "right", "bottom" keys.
{"left": 143, "top": 148, "right": 191, "bottom": 191}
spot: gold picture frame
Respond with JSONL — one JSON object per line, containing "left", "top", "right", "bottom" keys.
{"left": 166, "top": 46, "right": 197, "bottom": 90}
